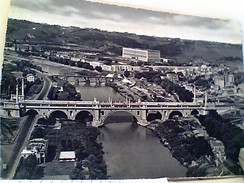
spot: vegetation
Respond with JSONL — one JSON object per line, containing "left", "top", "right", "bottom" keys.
{"left": 14, "top": 155, "right": 38, "bottom": 179}
{"left": 198, "top": 110, "right": 244, "bottom": 163}
{"left": 6, "top": 19, "right": 243, "bottom": 63}
{"left": 1, "top": 63, "right": 17, "bottom": 98}
{"left": 13, "top": 60, "right": 42, "bottom": 72}
{"left": 124, "top": 70, "right": 130, "bottom": 78}
{"left": 50, "top": 123, "right": 108, "bottom": 179}
{"left": 234, "top": 72, "right": 244, "bottom": 85}
{"left": 155, "top": 118, "right": 213, "bottom": 166}
{"left": 0, "top": 118, "right": 14, "bottom": 144}
{"left": 30, "top": 127, "right": 50, "bottom": 140}
{"left": 47, "top": 76, "right": 80, "bottom": 100}
{"left": 49, "top": 56, "right": 100, "bottom": 72}
{"left": 134, "top": 70, "right": 193, "bottom": 102}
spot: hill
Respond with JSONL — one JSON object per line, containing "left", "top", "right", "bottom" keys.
{"left": 5, "top": 19, "right": 243, "bottom": 67}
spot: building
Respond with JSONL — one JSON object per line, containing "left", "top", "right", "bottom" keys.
{"left": 209, "top": 138, "right": 226, "bottom": 167}
{"left": 59, "top": 151, "right": 76, "bottom": 162}
{"left": 166, "top": 72, "right": 179, "bottom": 82}
{"left": 214, "top": 74, "right": 235, "bottom": 91}
{"left": 26, "top": 73, "right": 35, "bottom": 82}
{"left": 122, "top": 47, "right": 160, "bottom": 62}
{"left": 214, "top": 75, "right": 225, "bottom": 90}
{"left": 21, "top": 138, "right": 48, "bottom": 164}
{"left": 224, "top": 74, "right": 234, "bottom": 86}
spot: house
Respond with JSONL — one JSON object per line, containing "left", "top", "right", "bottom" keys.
{"left": 59, "top": 151, "right": 76, "bottom": 162}
{"left": 26, "top": 73, "right": 35, "bottom": 82}
{"left": 166, "top": 72, "right": 179, "bottom": 82}
{"left": 21, "top": 138, "right": 48, "bottom": 164}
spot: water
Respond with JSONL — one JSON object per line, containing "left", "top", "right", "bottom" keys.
{"left": 99, "top": 122, "right": 187, "bottom": 178}
{"left": 75, "top": 85, "right": 123, "bottom": 101}
{"left": 34, "top": 60, "right": 187, "bottom": 178}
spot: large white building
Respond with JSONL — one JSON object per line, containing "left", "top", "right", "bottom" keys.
{"left": 122, "top": 47, "right": 160, "bottom": 62}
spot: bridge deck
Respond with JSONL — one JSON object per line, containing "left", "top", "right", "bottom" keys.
{"left": 1, "top": 99, "right": 238, "bottom": 111}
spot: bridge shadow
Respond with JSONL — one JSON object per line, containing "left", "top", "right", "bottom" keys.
{"left": 102, "top": 111, "right": 139, "bottom": 135}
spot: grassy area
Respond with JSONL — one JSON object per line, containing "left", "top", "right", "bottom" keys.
{"left": 42, "top": 159, "right": 75, "bottom": 177}
{"left": 0, "top": 118, "right": 21, "bottom": 145}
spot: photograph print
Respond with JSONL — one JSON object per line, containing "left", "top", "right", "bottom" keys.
{"left": 1, "top": 0, "right": 244, "bottom": 180}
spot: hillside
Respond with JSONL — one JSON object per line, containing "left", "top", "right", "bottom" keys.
{"left": 5, "top": 19, "right": 243, "bottom": 66}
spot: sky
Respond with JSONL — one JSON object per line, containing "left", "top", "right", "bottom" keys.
{"left": 7, "top": 0, "right": 242, "bottom": 44}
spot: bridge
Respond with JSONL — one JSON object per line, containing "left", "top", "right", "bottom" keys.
{"left": 51, "top": 74, "right": 122, "bottom": 86}
{"left": 0, "top": 98, "right": 238, "bottom": 127}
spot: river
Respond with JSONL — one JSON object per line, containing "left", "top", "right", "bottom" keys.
{"left": 34, "top": 59, "right": 187, "bottom": 178}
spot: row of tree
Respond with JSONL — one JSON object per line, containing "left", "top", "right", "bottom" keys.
{"left": 13, "top": 60, "right": 43, "bottom": 73}
{"left": 1, "top": 63, "right": 17, "bottom": 97}
{"left": 48, "top": 56, "right": 103, "bottom": 72}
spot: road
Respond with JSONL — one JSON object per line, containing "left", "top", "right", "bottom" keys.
{"left": 2, "top": 52, "right": 52, "bottom": 179}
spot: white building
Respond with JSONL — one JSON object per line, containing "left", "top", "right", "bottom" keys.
{"left": 26, "top": 73, "right": 35, "bottom": 82}
{"left": 122, "top": 47, "right": 160, "bottom": 62}
{"left": 21, "top": 138, "right": 48, "bottom": 164}
{"left": 59, "top": 151, "right": 76, "bottom": 162}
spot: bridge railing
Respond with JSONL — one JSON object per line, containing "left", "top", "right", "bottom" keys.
{"left": 2, "top": 99, "right": 241, "bottom": 111}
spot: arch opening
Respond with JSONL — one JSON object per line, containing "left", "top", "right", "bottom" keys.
{"left": 25, "top": 109, "right": 38, "bottom": 116}
{"left": 147, "top": 111, "right": 162, "bottom": 122}
{"left": 191, "top": 109, "right": 199, "bottom": 116}
{"left": 75, "top": 111, "right": 93, "bottom": 123}
{"left": 49, "top": 110, "right": 68, "bottom": 119}
{"left": 103, "top": 111, "right": 138, "bottom": 124}
{"left": 168, "top": 111, "right": 183, "bottom": 119}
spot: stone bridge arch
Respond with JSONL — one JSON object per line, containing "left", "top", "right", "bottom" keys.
{"left": 47, "top": 110, "right": 68, "bottom": 119}
{"left": 168, "top": 110, "right": 183, "bottom": 119}
{"left": 74, "top": 110, "right": 94, "bottom": 123}
{"left": 25, "top": 109, "right": 39, "bottom": 116}
{"left": 147, "top": 110, "right": 162, "bottom": 122}
{"left": 191, "top": 109, "right": 199, "bottom": 116}
{"left": 101, "top": 110, "right": 140, "bottom": 125}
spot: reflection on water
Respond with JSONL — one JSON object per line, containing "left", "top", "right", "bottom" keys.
{"left": 76, "top": 85, "right": 123, "bottom": 101}
{"left": 99, "top": 122, "right": 187, "bottom": 179}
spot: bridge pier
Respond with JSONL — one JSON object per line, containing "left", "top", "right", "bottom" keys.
{"left": 1, "top": 103, "right": 20, "bottom": 118}
{"left": 75, "top": 79, "right": 80, "bottom": 85}
{"left": 137, "top": 108, "right": 150, "bottom": 126}
{"left": 84, "top": 79, "right": 91, "bottom": 86}
{"left": 95, "top": 78, "right": 101, "bottom": 87}
{"left": 92, "top": 109, "right": 103, "bottom": 127}
{"left": 92, "top": 99, "right": 103, "bottom": 127}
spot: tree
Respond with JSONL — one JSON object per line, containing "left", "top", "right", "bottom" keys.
{"left": 15, "top": 155, "right": 38, "bottom": 179}
{"left": 95, "top": 66, "right": 102, "bottom": 72}
{"left": 0, "top": 120, "right": 13, "bottom": 140}
{"left": 69, "top": 168, "right": 86, "bottom": 179}
{"left": 124, "top": 70, "right": 130, "bottom": 77}
{"left": 129, "top": 61, "right": 136, "bottom": 66}
{"left": 134, "top": 72, "right": 142, "bottom": 79}
{"left": 136, "top": 61, "right": 143, "bottom": 66}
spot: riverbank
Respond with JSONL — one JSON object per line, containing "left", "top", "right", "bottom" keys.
{"left": 48, "top": 76, "right": 81, "bottom": 100}
{"left": 17, "top": 119, "right": 108, "bottom": 179}
{"left": 147, "top": 117, "right": 233, "bottom": 177}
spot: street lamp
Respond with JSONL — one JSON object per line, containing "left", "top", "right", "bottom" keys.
{"left": 15, "top": 77, "right": 25, "bottom": 103}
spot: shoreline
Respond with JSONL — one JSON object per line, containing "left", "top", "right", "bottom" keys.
{"left": 146, "top": 118, "right": 233, "bottom": 177}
